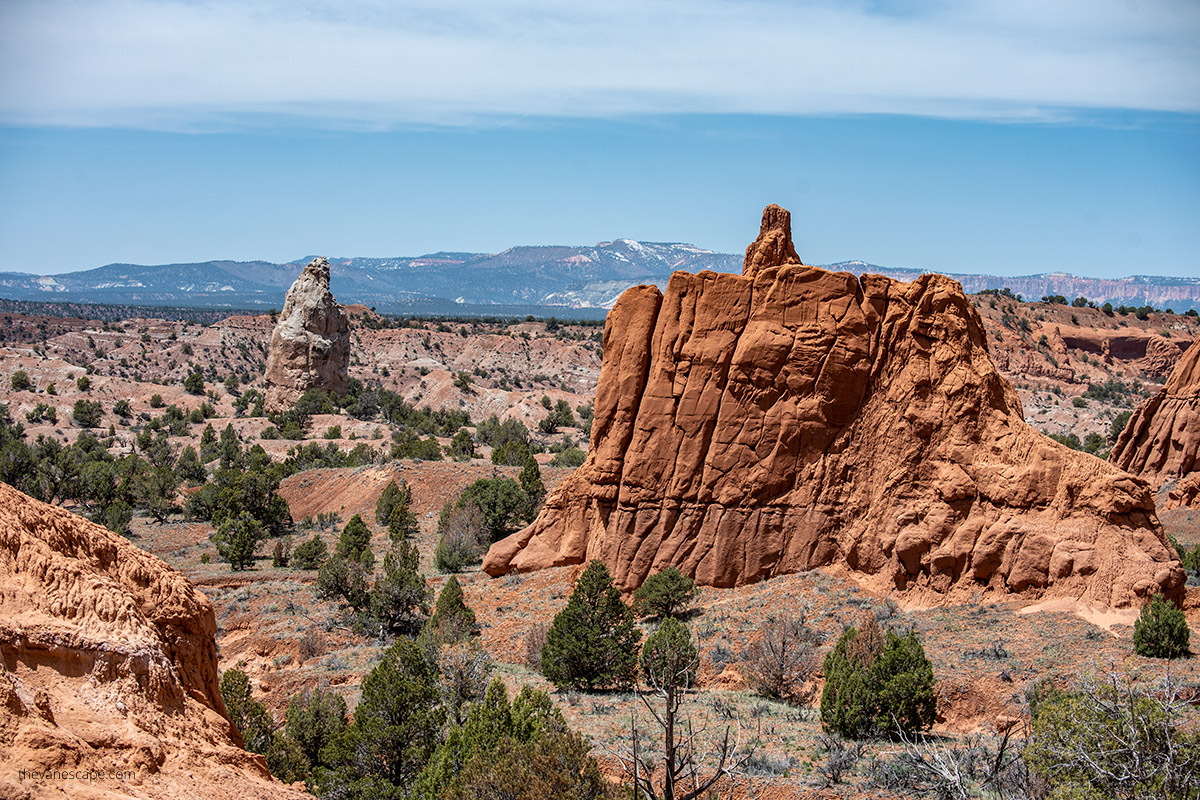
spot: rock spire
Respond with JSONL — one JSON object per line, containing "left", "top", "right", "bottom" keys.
{"left": 263, "top": 256, "right": 350, "bottom": 411}
{"left": 743, "top": 203, "right": 802, "bottom": 278}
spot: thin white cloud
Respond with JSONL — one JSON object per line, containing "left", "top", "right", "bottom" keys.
{"left": 0, "top": 0, "right": 1197, "bottom": 129}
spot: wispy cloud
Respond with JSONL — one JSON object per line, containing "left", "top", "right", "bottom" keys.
{"left": 1, "top": 0, "right": 1197, "bottom": 130}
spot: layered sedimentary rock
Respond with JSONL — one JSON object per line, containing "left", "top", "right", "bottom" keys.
{"left": 1111, "top": 339, "right": 1200, "bottom": 508}
{"left": 484, "top": 206, "right": 1183, "bottom": 607}
{"left": 0, "top": 482, "right": 304, "bottom": 800}
{"left": 264, "top": 256, "right": 350, "bottom": 411}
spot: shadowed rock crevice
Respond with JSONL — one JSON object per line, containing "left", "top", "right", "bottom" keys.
{"left": 484, "top": 205, "right": 1183, "bottom": 608}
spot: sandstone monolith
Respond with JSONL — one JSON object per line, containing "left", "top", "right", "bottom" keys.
{"left": 483, "top": 206, "right": 1183, "bottom": 608}
{"left": 263, "top": 256, "right": 350, "bottom": 411}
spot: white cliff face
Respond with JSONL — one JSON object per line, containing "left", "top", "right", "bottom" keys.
{"left": 263, "top": 257, "right": 350, "bottom": 411}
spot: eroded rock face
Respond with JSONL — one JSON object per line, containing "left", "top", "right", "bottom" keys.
{"left": 484, "top": 206, "right": 1183, "bottom": 608}
{"left": 1111, "top": 340, "right": 1200, "bottom": 508}
{"left": 264, "top": 257, "right": 350, "bottom": 411}
{"left": 0, "top": 481, "right": 304, "bottom": 800}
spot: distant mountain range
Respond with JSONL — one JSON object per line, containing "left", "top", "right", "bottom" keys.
{"left": 2, "top": 243, "right": 1198, "bottom": 315}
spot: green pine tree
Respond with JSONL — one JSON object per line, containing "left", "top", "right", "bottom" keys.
{"left": 369, "top": 537, "right": 431, "bottom": 637}
{"left": 376, "top": 480, "right": 403, "bottom": 525}
{"left": 318, "top": 640, "right": 444, "bottom": 797}
{"left": 820, "top": 619, "right": 936, "bottom": 739}
{"left": 633, "top": 565, "right": 700, "bottom": 619}
{"left": 336, "top": 513, "right": 374, "bottom": 567}
{"left": 541, "top": 560, "right": 641, "bottom": 690}
{"left": 219, "top": 668, "right": 273, "bottom": 754}
{"left": 423, "top": 576, "right": 477, "bottom": 645}
{"left": 388, "top": 497, "right": 419, "bottom": 542}
{"left": 283, "top": 687, "right": 347, "bottom": 772}
{"left": 518, "top": 455, "right": 545, "bottom": 521}
{"left": 212, "top": 512, "right": 264, "bottom": 571}
{"left": 1133, "top": 593, "right": 1191, "bottom": 658}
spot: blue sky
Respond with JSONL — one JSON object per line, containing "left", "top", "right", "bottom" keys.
{"left": 1, "top": 0, "right": 1198, "bottom": 278}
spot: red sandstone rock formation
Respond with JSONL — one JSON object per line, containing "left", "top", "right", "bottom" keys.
{"left": 484, "top": 206, "right": 1183, "bottom": 608}
{"left": 1111, "top": 339, "right": 1200, "bottom": 508}
{"left": 0, "top": 482, "right": 305, "bottom": 800}
{"left": 743, "top": 203, "right": 802, "bottom": 278}
{"left": 264, "top": 256, "right": 350, "bottom": 412}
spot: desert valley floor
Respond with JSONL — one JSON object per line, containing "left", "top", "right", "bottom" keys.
{"left": 2, "top": 278, "right": 1199, "bottom": 799}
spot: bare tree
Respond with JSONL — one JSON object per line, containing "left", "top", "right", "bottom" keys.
{"left": 615, "top": 619, "right": 758, "bottom": 800}
{"left": 741, "top": 613, "right": 822, "bottom": 704}
{"left": 1026, "top": 663, "right": 1200, "bottom": 799}
{"left": 436, "top": 639, "right": 493, "bottom": 726}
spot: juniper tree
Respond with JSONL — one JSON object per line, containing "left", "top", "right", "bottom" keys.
{"left": 318, "top": 640, "right": 444, "bottom": 797}
{"left": 213, "top": 512, "right": 264, "bottom": 571}
{"left": 219, "top": 669, "right": 273, "bottom": 754}
{"left": 336, "top": 512, "right": 374, "bottom": 568}
{"left": 1134, "top": 593, "right": 1190, "bottom": 659}
{"left": 283, "top": 686, "right": 347, "bottom": 771}
{"left": 369, "top": 537, "right": 431, "bottom": 637}
{"left": 633, "top": 566, "right": 700, "bottom": 619}
{"left": 519, "top": 455, "right": 545, "bottom": 521}
{"left": 423, "top": 576, "right": 477, "bottom": 646}
{"left": 820, "top": 615, "right": 936, "bottom": 739}
{"left": 541, "top": 560, "right": 641, "bottom": 691}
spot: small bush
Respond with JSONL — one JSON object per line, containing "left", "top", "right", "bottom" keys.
{"left": 434, "top": 501, "right": 486, "bottom": 573}
{"left": 297, "top": 629, "right": 327, "bottom": 662}
{"left": 820, "top": 615, "right": 936, "bottom": 739}
{"left": 524, "top": 622, "right": 549, "bottom": 671}
{"left": 1133, "top": 593, "right": 1190, "bottom": 659}
{"left": 292, "top": 535, "right": 328, "bottom": 569}
{"left": 743, "top": 615, "right": 822, "bottom": 704}
{"left": 633, "top": 566, "right": 699, "bottom": 619}
{"left": 272, "top": 537, "right": 291, "bottom": 568}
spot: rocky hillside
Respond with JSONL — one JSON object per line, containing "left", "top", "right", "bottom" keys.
{"left": 1111, "top": 340, "right": 1200, "bottom": 509}
{"left": 485, "top": 206, "right": 1184, "bottom": 608}
{"left": 0, "top": 481, "right": 305, "bottom": 800}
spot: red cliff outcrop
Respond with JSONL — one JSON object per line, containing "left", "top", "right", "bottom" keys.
{"left": 264, "top": 256, "right": 350, "bottom": 412}
{"left": 1111, "top": 339, "right": 1200, "bottom": 509}
{"left": 0, "top": 482, "right": 304, "bottom": 800}
{"left": 484, "top": 206, "right": 1183, "bottom": 608}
